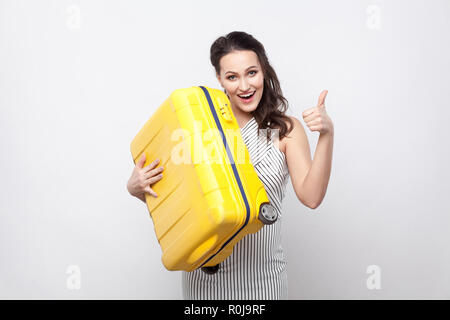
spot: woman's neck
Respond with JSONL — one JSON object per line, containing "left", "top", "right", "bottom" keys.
{"left": 231, "top": 107, "right": 253, "bottom": 129}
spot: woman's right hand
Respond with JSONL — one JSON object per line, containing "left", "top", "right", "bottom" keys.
{"left": 127, "top": 153, "right": 164, "bottom": 199}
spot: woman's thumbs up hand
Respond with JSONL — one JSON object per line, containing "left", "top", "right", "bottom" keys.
{"left": 302, "top": 90, "right": 334, "bottom": 135}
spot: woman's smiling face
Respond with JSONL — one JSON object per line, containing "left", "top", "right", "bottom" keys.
{"left": 216, "top": 50, "right": 264, "bottom": 120}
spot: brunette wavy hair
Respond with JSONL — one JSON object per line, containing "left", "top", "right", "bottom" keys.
{"left": 210, "top": 31, "right": 294, "bottom": 143}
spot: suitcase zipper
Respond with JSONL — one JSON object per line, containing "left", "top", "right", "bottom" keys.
{"left": 197, "top": 86, "right": 251, "bottom": 268}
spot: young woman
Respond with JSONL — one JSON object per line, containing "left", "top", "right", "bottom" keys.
{"left": 127, "top": 31, "right": 334, "bottom": 299}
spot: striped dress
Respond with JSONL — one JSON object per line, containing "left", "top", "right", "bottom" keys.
{"left": 182, "top": 116, "right": 290, "bottom": 300}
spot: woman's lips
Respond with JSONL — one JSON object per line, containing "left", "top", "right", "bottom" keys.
{"left": 238, "top": 91, "right": 255, "bottom": 104}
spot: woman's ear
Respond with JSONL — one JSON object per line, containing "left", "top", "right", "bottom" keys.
{"left": 216, "top": 73, "right": 223, "bottom": 88}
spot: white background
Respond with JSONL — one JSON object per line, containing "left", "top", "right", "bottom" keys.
{"left": 1, "top": 0, "right": 449, "bottom": 299}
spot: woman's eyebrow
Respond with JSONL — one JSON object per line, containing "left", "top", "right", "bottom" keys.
{"left": 225, "top": 66, "right": 258, "bottom": 75}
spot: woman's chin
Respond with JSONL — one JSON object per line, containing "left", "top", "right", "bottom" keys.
{"left": 234, "top": 100, "right": 258, "bottom": 113}
{"left": 242, "top": 103, "right": 258, "bottom": 113}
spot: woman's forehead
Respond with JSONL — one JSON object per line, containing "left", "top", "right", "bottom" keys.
{"left": 220, "top": 50, "right": 260, "bottom": 72}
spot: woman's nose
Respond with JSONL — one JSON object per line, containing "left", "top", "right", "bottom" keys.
{"left": 238, "top": 78, "right": 250, "bottom": 92}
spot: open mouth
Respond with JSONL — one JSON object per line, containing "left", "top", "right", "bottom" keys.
{"left": 237, "top": 91, "right": 255, "bottom": 103}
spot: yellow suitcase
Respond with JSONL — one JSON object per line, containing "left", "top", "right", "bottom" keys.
{"left": 130, "top": 86, "right": 277, "bottom": 273}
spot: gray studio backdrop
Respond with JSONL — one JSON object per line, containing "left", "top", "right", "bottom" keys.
{"left": 1, "top": 0, "right": 449, "bottom": 299}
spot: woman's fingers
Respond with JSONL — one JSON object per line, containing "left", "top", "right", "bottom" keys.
{"left": 144, "top": 186, "right": 158, "bottom": 198}
{"left": 143, "top": 166, "right": 164, "bottom": 180}
{"left": 136, "top": 157, "right": 164, "bottom": 198}
{"left": 145, "top": 173, "right": 163, "bottom": 186}
{"left": 142, "top": 158, "right": 160, "bottom": 173}
{"left": 136, "top": 153, "right": 147, "bottom": 169}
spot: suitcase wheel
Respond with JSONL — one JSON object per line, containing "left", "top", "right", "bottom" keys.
{"left": 201, "top": 264, "right": 220, "bottom": 275}
{"left": 258, "top": 203, "right": 278, "bottom": 225}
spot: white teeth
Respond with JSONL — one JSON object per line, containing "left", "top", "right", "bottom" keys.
{"left": 239, "top": 92, "right": 254, "bottom": 98}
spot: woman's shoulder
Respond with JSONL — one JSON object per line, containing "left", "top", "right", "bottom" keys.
{"left": 278, "top": 115, "right": 304, "bottom": 154}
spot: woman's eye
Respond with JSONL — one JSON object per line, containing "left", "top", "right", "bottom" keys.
{"left": 227, "top": 71, "right": 256, "bottom": 80}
